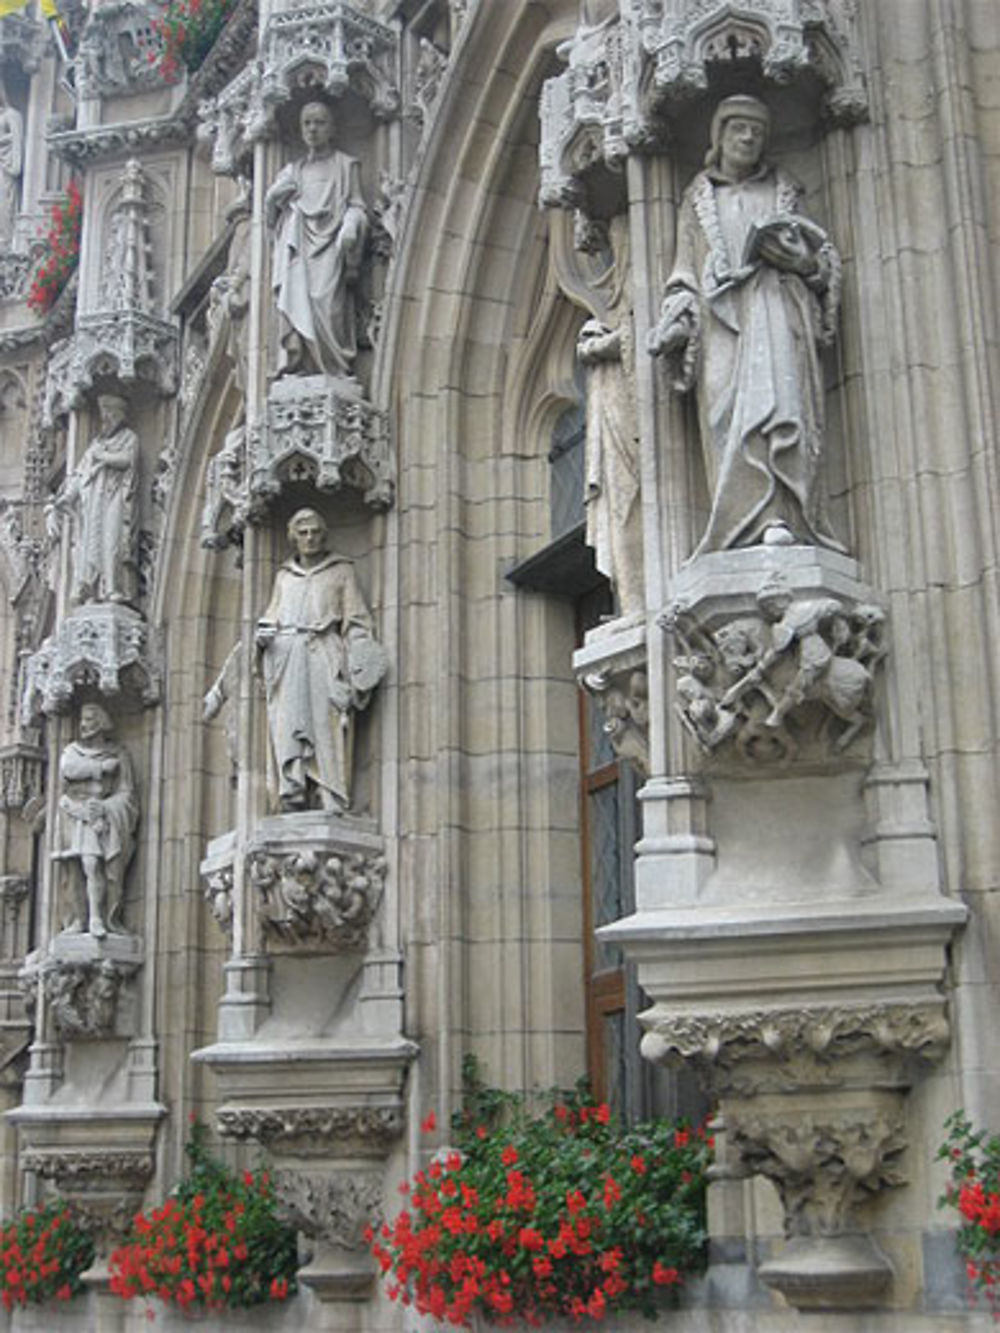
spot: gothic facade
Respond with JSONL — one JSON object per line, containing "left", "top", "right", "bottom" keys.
{"left": 0, "top": 0, "right": 995, "bottom": 1327}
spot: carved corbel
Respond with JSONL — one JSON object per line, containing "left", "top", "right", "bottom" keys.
{"left": 248, "top": 846, "right": 386, "bottom": 952}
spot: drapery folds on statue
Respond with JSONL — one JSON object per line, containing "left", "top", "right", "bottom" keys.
{"left": 650, "top": 95, "right": 843, "bottom": 556}
{"left": 256, "top": 509, "right": 385, "bottom": 814}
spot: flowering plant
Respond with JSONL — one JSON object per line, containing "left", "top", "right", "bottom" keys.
{"left": 0, "top": 1199, "right": 93, "bottom": 1311}
{"left": 27, "top": 182, "right": 82, "bottom": 314}
{"left": 939, "top": 1110, "right": 1000, "bottom": 1318}
{"left": 152, "top": 0, "right": 239, "bottom": 80}
{"left": 108, "top": 1122, "right": 297, "bottom": 1315}
{"left": 368, "top": 1066, "right": 711, "bottom": 1326}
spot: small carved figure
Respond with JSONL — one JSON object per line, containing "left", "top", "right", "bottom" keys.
{"left": 54, "top": 703, "right": 139, "bottom": 938}
{"left": 742, "top": 582, "right": 884, "bottom": 752}
{"left": 209, "top": 183, "right": 252, "bottom": 398}
{"left": 0, "top": 82, "right": 22, "bottom": 246}
{"left": 59, "top": 394, "right": 139, "bottom": 606}
{"left": 256, "top": 508, "right": 386, "bottom": 813}
{"left": 203, "top": 640, "right": 242, "bottom": 772}
{"left": 648, "top": 94, "right": 843, "bottom": 556}
{"left": 266, "top": 102, "right": 368, "bottom": 378}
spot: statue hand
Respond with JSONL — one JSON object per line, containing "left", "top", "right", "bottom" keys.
{"left": 758, "top": 228, "right": 817, "bottom": 276}
{"left": 648, "top": 317, "right": 690, "bottom": 357}
{"left": 329, "top": 680, "right": 353, "bottom": 712}
{"left": 101, "top": 756, "right": 119, "bottom": 775}
{"left": 85, "top": 798, "right": 105, "bottom": 823}
{"left": 256, "top": 621, "right": 277, "bottom": 646}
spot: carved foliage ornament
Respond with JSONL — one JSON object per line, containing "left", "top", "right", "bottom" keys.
{"left": 217, "top": 1105, "right": 403, "bottom": 1154}
{"left": 274, "top": 1169, "right": 382, "bottom": 1247}
{"left": 640, "top": 1002, "right": 951, "bottom": 1092}
{"left": 727, "top": 1106, "right": 907, "bottom": 1238}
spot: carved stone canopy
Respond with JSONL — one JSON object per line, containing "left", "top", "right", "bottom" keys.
{"left": 198, "top": 1, "right": 400, "bottom": 175}
{"left": 43, "top": 314, "right": 180, "bottom": 426}
{"left": 21, "top": 604, "right": 162, "bottom": 722}
{"left": 632, "top": 0, "right": 869, "bottom": 127}
{"left": 73, "top": 2, "right": 173, "bottom": 100}
{"left": 539, "top": 1, "right": 868, "bottom": 217}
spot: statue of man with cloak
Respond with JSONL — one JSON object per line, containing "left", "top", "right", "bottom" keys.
{"left": 265, "top": 101, "right": 368, "bottom": 378}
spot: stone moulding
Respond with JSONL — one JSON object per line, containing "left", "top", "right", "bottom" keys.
{"left": 43, "top": 312, "right": 180, "bottom": 426}
{"left": 21, "top": 604, "right": 162, "bottom": 722}
{"left": 254, "top": 378, "right": 394, "bottom": 512}
{"left": 218, "top": 1104, "right": 404, "bottom": 1155}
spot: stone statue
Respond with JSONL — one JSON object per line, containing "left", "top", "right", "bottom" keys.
{"left": 54, "top": 703, "right": 139, "bottom": 938}
{"left": 265, "top": 101, "right": 368, "bottom": 379}
{"left": 0, "top": 83, "right": 22, "bottom": 246}
{"left": 649, "top": 94, "right": 843, "bottom": 556}
{"left": 256, "top": 508, "right": 386, "bottom": 813}
{"left": 59, "top": 394, "right": 139, "bottom": 606}
{"left": 209, "top": 182, "right": 252, "bottom": 400}
{"left": 576, "top": 216, "right": 643, "bottom": 616}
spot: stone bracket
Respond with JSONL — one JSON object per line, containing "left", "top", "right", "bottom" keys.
{"left": 21, "top": 604, "right": 162, "bottom": 722}
{"left": 573, "top": 614, "right": 648, "bottom": 777}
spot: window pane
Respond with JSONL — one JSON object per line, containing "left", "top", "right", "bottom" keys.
{"left": 549, "top": 405, "right": 585, "bottom": 538}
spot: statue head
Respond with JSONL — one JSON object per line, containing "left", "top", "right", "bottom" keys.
{"left": 97, "top": 393, "right": 128, "bottom": 433}
{"left": 78, "top": 701, "right": 114, "bottom": 740}
{"left": 706, "top": 94, "right": 771, "bottom": 175}
{"left": 299, "top": 101, "right": 336, "bottom": 153}
{"left": 287, "top": 507, "right": 329, "bottom": 565}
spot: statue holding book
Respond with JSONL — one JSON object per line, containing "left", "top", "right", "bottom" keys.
{"left": 649, "top": 95, "right": 843, "bottom": 556}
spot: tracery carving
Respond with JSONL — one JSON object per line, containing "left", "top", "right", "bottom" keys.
{"left": 248, "top": 845, "right": 386, "bottom": 950}
{"left": 255, "top": 380, "right": 394, "bottom": 511}
{"left": 43, "top": 313, "right": 179, "bottom": 425}
{"left": 259, "top": 4, "right": 399, "bottom": 121}
{"left": 629, "top": 0, "right": 868, "bottom": 127}
{"left": 274, "top": 1169, "right": 381, "bottom": 1248}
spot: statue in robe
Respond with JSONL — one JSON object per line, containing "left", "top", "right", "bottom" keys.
{"left": 60, "top": 394, "right": 139, "bottom": 606}
{"left": 265, "top": 101, "right": 368, "bottom": 378}
{"left": 649, "top": 94, "right": 844, "bottom": 556}
{"left": 256, "top": 509, "right": 386, "bottom": 813}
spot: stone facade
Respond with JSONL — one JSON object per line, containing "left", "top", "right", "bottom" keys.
{"left": 0, "top": 0, "right": 994, "bottom": 1329}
